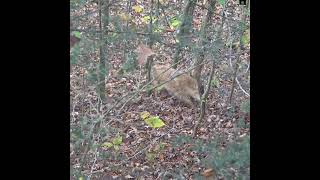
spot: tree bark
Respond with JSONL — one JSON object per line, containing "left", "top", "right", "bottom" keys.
{"left": 193, "top": 58, "right": 216, "bottom": 137}
{"left": 173, "top": 0, "right": 196, "bottom": 69}
{"left": 147, "top": 0, "right": 155, "bottom": 96}
{"left": 228, "top": 5, "right": 248, "bottom": 104}
{"left": 192, "top": 0, "right": 217, "bottom": 95}
{"left": 97, "top": 0, "right": 110, "bottom": 102}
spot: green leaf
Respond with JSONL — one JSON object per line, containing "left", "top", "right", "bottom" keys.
{"left": 140, "top": 111, "right": 151, "bottom": 120}
{"left": 101, "top": 142, "right": 113, "bottom": 148}
{"left": 72, "top": 31, "right": 81, "bottom": 38}
{"left": 170, "top": 18, "right": 182, "bottom": 28}
{"left": 144, "top": 116, "right": 165, "bottom": 128}
{"left": 142, "top": 16, "right": 157, "bottom": 23}
{"left": 153, "top": 27, "right": 163, "bottom": 33}
{"left": 119, "top": 12, "right": 130, "bottom": 21}
{"left": 159, "top": 142, "right": 166, "bottom": 150}
{"left": 146, "top": 152, "right": 156, "bottom": 162}
{"left": 132, "top": 5, "right": 143, "bottom": 13}
{"left": 219, "top": 0, "right": 226, "bottom": 6}
{"left": 146, "top": 84, "right": 154, "bottom": 91}
{"left": 159, "top": 0, "right": 167, "bottom": 4}
{"left": 211, "top": 76, "right": 220, "bottom": 87}
{"left": 156, "top": 85, "right": 165, "bottom": 91}
{"left": 241, "top": 29, "right": 250, "bottom": 46}
{"left": 142, "top": 15, "right": 150, "bottom": 22}
{"left": 154, "top": 142, "right": 166, "bottom": 152}
{"left": 113, "top": 145, "right": 120, "bottom": 151}
{"left": 112, "top": 135, "right": 123, "bottom": 145}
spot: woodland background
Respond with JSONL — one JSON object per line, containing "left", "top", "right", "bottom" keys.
{"left": 70, "top": 0, "right": 250, "bottom": 179}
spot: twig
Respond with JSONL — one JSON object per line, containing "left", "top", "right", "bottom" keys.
{"left": 235, "top": 77, "right": 250, "bottom": 97}
{"left": 88, "top": 137, "right": 99, "bottom": 179}
{"left": 228, "top": 5, "right": 248, "bottom": 104}
{"left": 228, "top": 41, "right": 250, "bottom": 97}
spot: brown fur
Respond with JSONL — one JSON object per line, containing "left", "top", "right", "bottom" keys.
{"left": 152, "top": 64, "right": 200, "bottom": 107}
{"left": 135, "top": 44, "right": 200, "bottom": 107}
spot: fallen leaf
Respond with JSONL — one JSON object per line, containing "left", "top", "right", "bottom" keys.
{"left": 113, "top": 145, "right": 120, "bottom": 151}
{"left": 119, "top": 13, "right": 130, "bottom": 21}
{"left": 141, "top": 165, "right": 150, "bottom": 171}
{"left": 140, "top": 111, "right": 151, "bottom": 119}
{"left": 226, "top": 121, "right": 232, "bottom": 128}
{"left": 125, "top": 174, "right": 134, "bottom": 179}
{"left": 165, "top": 28, "right": 175, "bottom": 32}
{"left": 159, "top": 0, "right": 167, "bottom": 4}
{"left": 159, "top": 153, "right": 165, "bottom": 161}
{"left": 112, "top": 135, "right": 123, "bottom": 145}
{"left": 132, "top": 5, "right": 143, "bottom": 13}
{"left": 144, "top": 116, "right": 165, "bottom": 128}
{"left": 101, "top": 142, "right": 113, "bottom": 148}
{"left": 201, "top": 168, "right": 216, "bottom": 180}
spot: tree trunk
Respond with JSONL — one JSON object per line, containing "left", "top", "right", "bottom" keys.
{"left": 97, "top": 0, "right": 110, "bottom": 102}
{"left": 173, "top": 0, "right": 196, "bottom": 69}
{"left": 193, "top": 0, "right": 226, "bottom": 137}
{"left": 147, "top": 0, "right": 155, "bottom": 96}
{"left": 228, "top": 5, "right": 248, "bottom": 104}
{"left": 192, "top": 0, "right": 217, "bottom": 95}
{"left": 193, "top": 58, "right": 216, "bottom": 137}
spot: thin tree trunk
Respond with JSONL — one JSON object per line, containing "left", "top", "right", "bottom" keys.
{"left": 193, "top": 58, "right": 216, "bottom": 137}
{"left": 193, "top": 0, "right": 217, "bottom": 94}
{"left": 147, "top": 0, "right": 155, "bottom": 96}
{"left": 97, "top": 0, "right": 110, "bottom": 102}
{"left": 193, "top": 0, "right": 227, "bottom": 137}
{"left": 173, "top": 0, "right": 196, "bottom": 69}
{"left": 228, "top": 5, "right": 248, "bottom": 104}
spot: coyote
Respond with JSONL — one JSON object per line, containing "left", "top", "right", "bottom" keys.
{"left": 135, "top": 44, "right": 200, "bottom": 107}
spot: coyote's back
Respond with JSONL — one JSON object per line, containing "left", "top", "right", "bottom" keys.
{"left": 152, "top": 64, "right": 200, "bottom": 107}
{"left": 136, "top": 44, "right": 200, "bottom": 107}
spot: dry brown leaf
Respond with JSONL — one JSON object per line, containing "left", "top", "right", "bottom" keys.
{"left": 159, "top": 153, "right": 165, "bottom": 161}
{"left": 165, "top": 28, "right": 175, "bottom": 32}
{"left": 201, "top": 168, "right": 216, "bottom": 180}
{"left": 226, "top": 121, "right": 233, "bottom": 128}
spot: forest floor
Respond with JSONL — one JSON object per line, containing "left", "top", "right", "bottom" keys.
{"left": 71, "top": 0, "right": 250, "bottom": 179}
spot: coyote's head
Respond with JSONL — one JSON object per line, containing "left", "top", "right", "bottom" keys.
{"left": 135, "top": 44, "right": 156, "bottom": 65}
